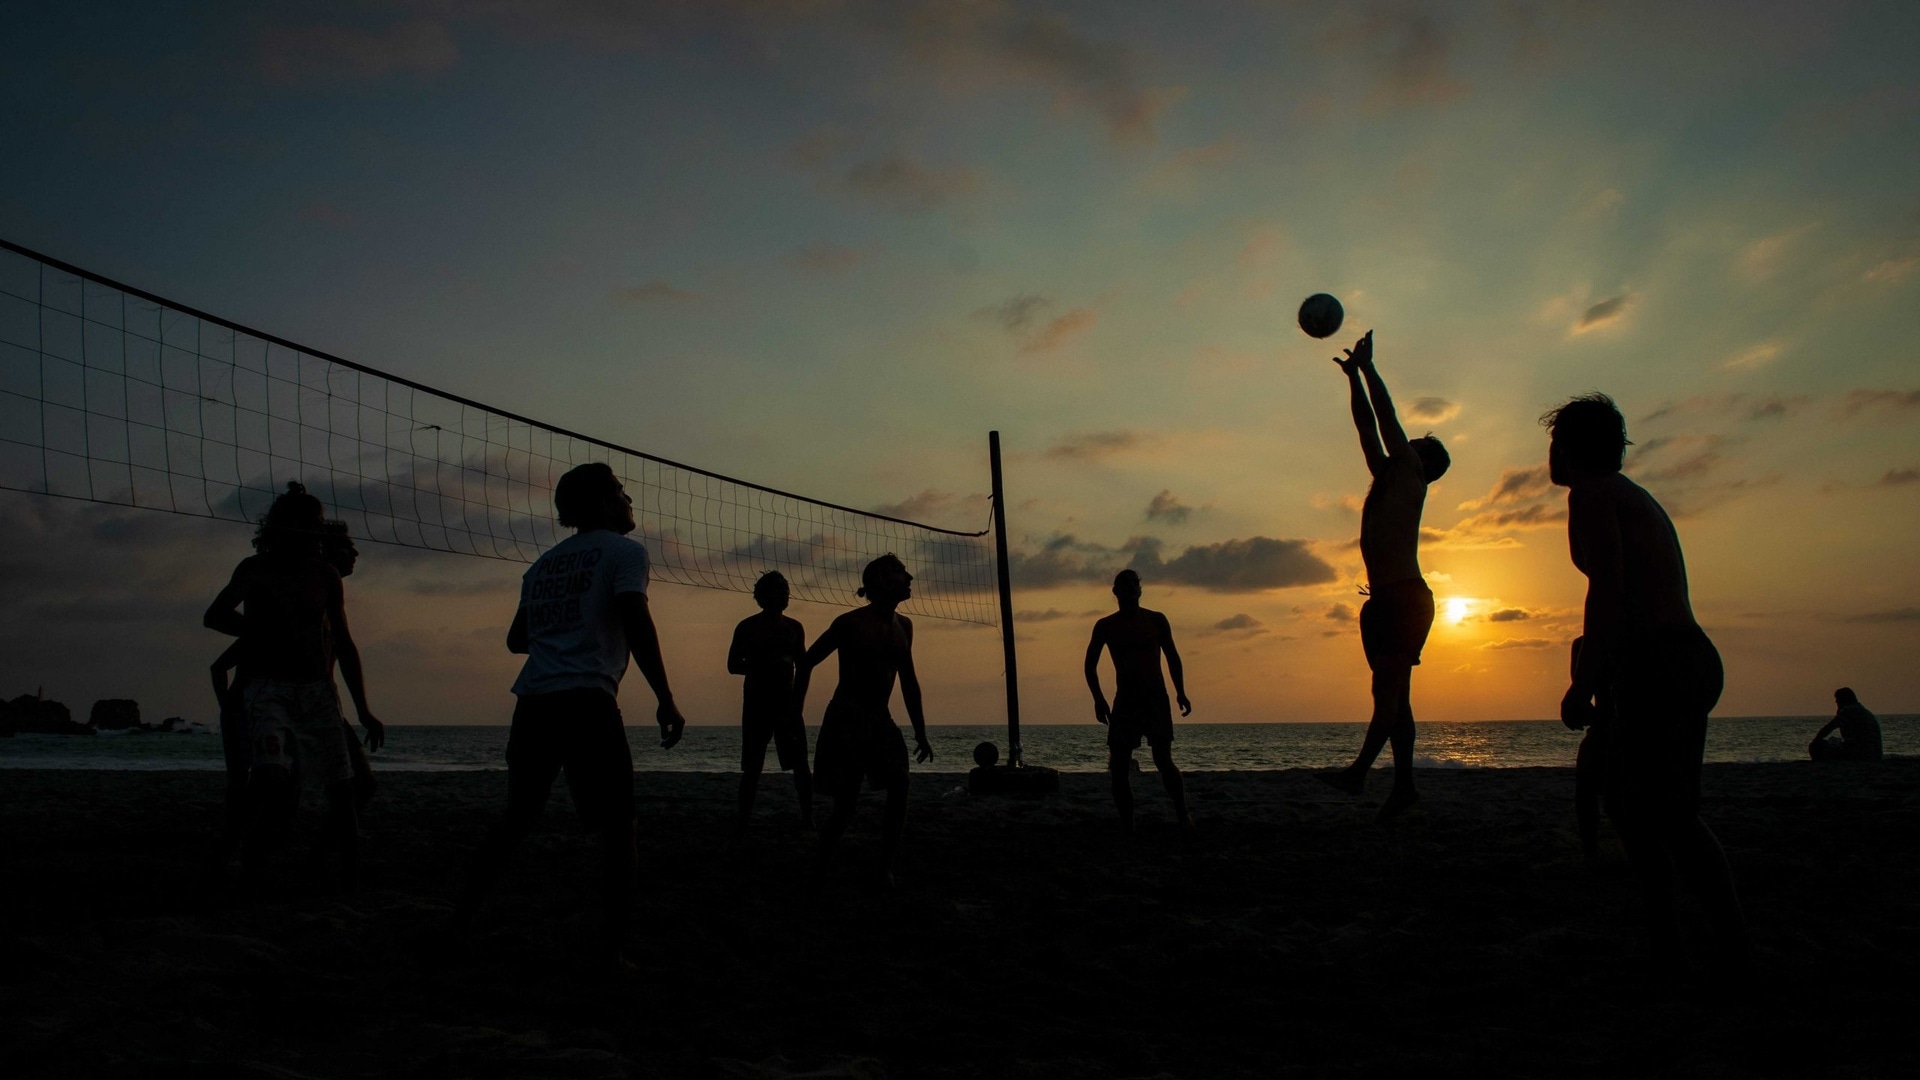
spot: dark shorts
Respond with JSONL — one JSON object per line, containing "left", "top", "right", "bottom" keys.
{"left": 507, "top": 687, "right": 634, "bottom": 832}
{"left": 813, "top": 699, "right": 908, "bottom": 799}
{"left": 1108, "top": 692, "right": 1174, "bottom": 752}
{"left": 742, "top": 695, "right": 808, "bottom": 773}
{"left": 1360, "top": 579, "right": 1435, "bottom": 670}
{"left": 1605, "top": 625, "right": 1723, "bottom": 824}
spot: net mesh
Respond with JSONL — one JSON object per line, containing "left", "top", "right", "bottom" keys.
{"left": 0, "top": 240, "right": 997, "bottom": 624}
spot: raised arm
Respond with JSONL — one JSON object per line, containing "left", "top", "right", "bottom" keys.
{"left": 1157, "top": 613, "right": 1191, "bottom": 716}
{"left": 897, "top": 617, "right": 932, "bottom": 763}
{"left": 1334, "top": 331, "right": 1387, "bottom": 476}
{"left": 1083, "top": 623, "right": 1111, "bottom": 724}
{"left": 1356, "top": 335, "right": 1410, "bottom": 457}
{"left": 616, "top": 591, "right": 684, "bottom": 748}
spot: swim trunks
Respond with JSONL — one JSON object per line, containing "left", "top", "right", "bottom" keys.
{"left": 1359, "top": 578, "right": 1435, "bottom": 670}
{"left": 1605, "top": 624, "right": 1723, "bottom": 823}
{"left": 245, "top": 678, "right": 353, "bottom": 787}
{"left": 742, "top": 693, "right": 808, "bottom": 773}
{"left": 813, "top": 698, "right": 908, "bottom": 798}
{"left": 1108, "top": 691, "right": 1174, "bottom": 752}
{"left": 506, "top": 687, "right": 634, "bottom": 831}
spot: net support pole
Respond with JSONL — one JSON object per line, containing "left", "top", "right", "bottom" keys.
{"left": 989, "top": 430, "right": 1023, "bottom": 766}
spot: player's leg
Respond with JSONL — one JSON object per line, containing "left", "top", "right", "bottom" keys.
{"left": 1378, "top": 663, "right": 1418, "bottom": 819}
{"left": 879, "top": 771, "right": 909, "bottom": 888}
{"left": 559, "top": 691, "right": 638, "bottom": 960}
{"left": 1149, "top": 741, "right": 1190, "bottom": 827}
{"left": 455, "top": 696, "right": 562, "bottom": 925}
{"left": 738, "top": 714, "right": 772, "bottom": 825}
{"left": 1108, "top": 745, "right": 1136, "bottom": 832}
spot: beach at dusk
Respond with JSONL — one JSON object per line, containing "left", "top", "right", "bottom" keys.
{"left": 4, "top": 2, "right": 1919, "bottom": 1077}
{"left": 5, "top": 762, "right": 1919, "bottom": 1078}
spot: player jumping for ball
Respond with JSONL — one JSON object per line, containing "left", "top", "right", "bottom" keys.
{"left": 1085, "top": 569, "right": 1192, "bottom": 832}
{"left": 1319, "top": 331, "right": 1450, "bottom": 819}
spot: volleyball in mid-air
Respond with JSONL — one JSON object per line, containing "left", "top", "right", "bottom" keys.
{"left": 1297, "top": 293, "right": 1344, "bottom": 339}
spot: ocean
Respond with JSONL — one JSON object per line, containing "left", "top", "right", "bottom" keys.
{"left": 2, "top": 716, "right": 1911, "bottom": 773}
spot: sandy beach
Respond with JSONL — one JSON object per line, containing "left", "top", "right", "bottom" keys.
{"left": 3, "top": 762, "right": 1916, "bottom": 1079}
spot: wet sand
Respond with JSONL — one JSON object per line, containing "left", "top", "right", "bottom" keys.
{"left": 3, "top": 762, "right": 1917, "bottom": 1079}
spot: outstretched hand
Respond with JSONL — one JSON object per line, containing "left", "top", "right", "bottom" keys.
{"left": 1331, "top": 330, "right": 1374, "bottom": 375}
{"left": 657, "top": 701, "right": 686, "bottom": 749}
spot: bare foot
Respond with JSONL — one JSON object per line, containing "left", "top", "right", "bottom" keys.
{"left": 1315, "top": 769, "right": 1365, "bottom": 796}
{"left": 1376, "top": 786, "right": 1419, "bottom": 821}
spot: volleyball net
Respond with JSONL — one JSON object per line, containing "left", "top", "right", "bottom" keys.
{"left": 0, "top": 240, "right": 998, "bottom": 624}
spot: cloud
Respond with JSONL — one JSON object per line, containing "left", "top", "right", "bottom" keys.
{"left": 614, "top": 281, "right": 699, "bottom": 305}
{"left": 1326, "top": 9, "right": 1466, "bottom": 109}
{"left": 1009, "top": 531, "right": 1335, "bottom": 593}
{"left": 1013, "top": 608, "right": 1078, "bottom": 623}
{"left": 838, "top": 155, "right": 980, "bottom": 214}
{"left": 1840, "top": 608, "right": 1920, "bottom": 623}
{"left": 1455, "top": 466, "right": 1552, "bottom": 512}
{"left": 976, "top": 293, "right": 1051, "bottom": 331}
{"left": 1437, "top": 465, "right": 1564, "bottom": 545}
{"left": 1838, "top": 389, "right": 1920, "bottom": 419}
{"left": 1403, "top": 396, "right": 1459, "bottom": 425}
{"left": 1738, "top": 224, "right": 1817, "bottom": 283}
{"left": 1144, "top": 490, "right": 1192, "bottom": 524}
{"left": 258, "top": 19, "right": 459, "bottom": 83}
{"left": 1201, "top": 613, "right": 1265, "bottom": 637}
{"left": 868, "top": 490, "right": 990, "bottom": 527}
{"left": 1721, "top": 340, "right": 1787, "bottom": 372}
{"left": 1478, "top": 637, "right": 1553, "bottom": 651}
{"left": 897, "top": 2, "right": 1165, "bottom": 143}
{"left": 1573, "top": 293, "right": 1632, "bottom": 334}
{"left": 1130, "top": 536, "right": 1337, "bottom": 593}
{"left": 1878, "top": 468, "right": 1920, "bottom": 487}
{"left": 1324, "top": 603, "right": 1355, "bottom": 623}
{"left": 1311, "top": 492, "right": 1365, "bottom": 516}
{"left": 1641, "top": 393, "right": 1811, "bottom": 424}
{"left": 1484, "top": 608, "right": 1533, "bottom": 623}
{"left": 788, "top": 243, "right": 874, "bottom": 274}
{"left": 1043, "top": 431, "right": 1154, "bottom": 462}
{"left": 1863, "top": 256, "right": 1918, "bottom": 284}
{"left": 1020, "top": 308, "right": 1097, "bottom": 354}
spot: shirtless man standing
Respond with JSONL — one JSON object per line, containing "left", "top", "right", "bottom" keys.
{"left": 1319, "top": 331, "right": 1450, "bottom": 819}
{"left": 1547, "top": 393, "right": 1747, "bottom": 971}
{"left": 1085, "top": 569, "right": 1192, "bottom": 832}
{"left": 793, "top": 554, "right": 933, "bottom": 886}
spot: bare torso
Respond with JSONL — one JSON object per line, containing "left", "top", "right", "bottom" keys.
{"left": 1094, "top": 608, "right": 1171, "bottom": 699}
{"left": 238, "top": 553, "right": 340, "bottom": 683}
{"left": 1360, "top": 452, "right": 1427, "bottom": 587}
{"left": 826, "top": 606, "right": 911, "bottom": 713}
{"left": 1570, "top": 472, "right": 1697, "bottom": 632}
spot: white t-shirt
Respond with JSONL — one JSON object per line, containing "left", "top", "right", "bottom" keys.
{"left": 510, "top": 530, "right": 652, "bottom": 697}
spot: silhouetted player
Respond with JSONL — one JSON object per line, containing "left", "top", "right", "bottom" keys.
{"left": 1546, "top": 393, "right": 1748, "bottom": 972}
{"left": 1810, "top": 687, "right": 1883, "bottom": 762}
{"left": 729, "top": 571, "right": 813, "bottom": 827}
{"left": 1319, "top": 331, "right": 1449, "bottom": 819}
{"left": 1085, "top": 569, "right": 1192, "bottom": 831}
{"left": 1566, "top": 636, "right": 1613, "bottom": 859}
{"left": 794, "top": 554, "right": 932, "bottom": 886}
{"left": 212, "top": 522, "right": 376, "bottom": 820}
{"left": 204, "top": 483, "right": 384, "bottom": 885}
{"left": 455, "top": 463, "right": 686, "bottom": 969}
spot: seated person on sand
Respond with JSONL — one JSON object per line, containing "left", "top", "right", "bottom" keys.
{"left": 1545, "top": 393, "right": 1748, "bottom": 972}
{"left": 793, "top": 554, "right": 933, "bottom": 886}
{"left": 209, "top": 521, "right": 378, "bottom": 864}
{"left": 203, "top": 483, "right": 385, "bottom": 887}
{"left": 455, "top": 463, "right": 687, "bottom": 971}
{"left": 1809, "top": 688, "right": 1883, "bottom": 762}
{"left": 1084, "top": 569, "right": 1192, "bottom": 832}
{"left": 1317, "top": 330, "right": 1449, "bottom": 820}
{"left": 729, "top": 571, "right": 813, "bottom": 828}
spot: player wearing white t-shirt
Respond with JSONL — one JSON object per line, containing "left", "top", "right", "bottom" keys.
{"left": 455, "top": 462, "right": 686, "bottom": 969}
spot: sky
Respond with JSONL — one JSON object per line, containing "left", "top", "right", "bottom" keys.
{"left": 2, "top": 0, "right": 1917, "bottom": 730}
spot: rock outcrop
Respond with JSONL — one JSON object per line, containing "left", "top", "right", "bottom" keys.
{"left": 1, "top": 693, "right": 93, "bottom": 736}
{"left": 90, "top": 699, "right": 142, "bottom": 731}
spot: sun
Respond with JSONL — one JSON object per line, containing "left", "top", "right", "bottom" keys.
{"left": 1445, "top": 597, "right": 1470, "bottom": 625}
